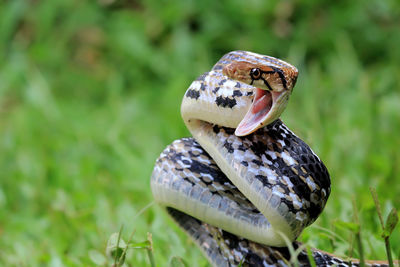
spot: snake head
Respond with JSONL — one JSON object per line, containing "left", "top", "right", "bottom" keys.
{"left": 223, "top": 58, "right": 298, "bottom": 136}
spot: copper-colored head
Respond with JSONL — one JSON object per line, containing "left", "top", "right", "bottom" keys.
{"left": 219, "top": 52, "right": 298, "bottom": 136}
{"left": 222, "top": 60, "right": 298, "bottom": 93}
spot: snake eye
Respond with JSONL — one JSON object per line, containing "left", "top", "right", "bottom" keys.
{"left": 250, "top": 68, "right": 262, "bottom": 80}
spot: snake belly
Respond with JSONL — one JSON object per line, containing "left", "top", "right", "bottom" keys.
{"left": 150, "top": 51, "right": 389, "bottom": 266}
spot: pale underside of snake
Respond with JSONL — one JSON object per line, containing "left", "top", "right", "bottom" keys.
{"left": 151, "top": 51, "right": 392, "bottom": 266}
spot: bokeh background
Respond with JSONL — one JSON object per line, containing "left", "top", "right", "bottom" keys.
{"left": 1, "top": 0, "right": 400, "bottom": 266}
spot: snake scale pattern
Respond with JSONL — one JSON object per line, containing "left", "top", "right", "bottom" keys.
{"left": 151, "top": 51, "right": 391, "bottom": 266}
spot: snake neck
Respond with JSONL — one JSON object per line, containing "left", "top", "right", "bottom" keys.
{"left": 181, "top": 68, "right": 254, "bottom": 130}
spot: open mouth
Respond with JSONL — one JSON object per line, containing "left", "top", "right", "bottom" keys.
{"left": 235, "top": 88, "right": 289, "bottom": 136}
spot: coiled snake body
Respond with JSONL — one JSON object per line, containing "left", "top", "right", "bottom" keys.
{"left": 151, "top": 51, "right": 390, "bottom": 266}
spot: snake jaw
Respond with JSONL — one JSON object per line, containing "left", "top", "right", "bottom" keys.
{"left": 235, "top": 88, "right": 290, "bottom": 136}
{"left": 222, "top": 57, "right": 297, "bottom": 136}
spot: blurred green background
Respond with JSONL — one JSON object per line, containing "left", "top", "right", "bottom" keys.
{"left": 1, "top": 0, "right": 399, "bottom": 266}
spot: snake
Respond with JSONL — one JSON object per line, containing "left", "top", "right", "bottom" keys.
{"left": 151, "top": 51, "right": 392, "bottom": 266}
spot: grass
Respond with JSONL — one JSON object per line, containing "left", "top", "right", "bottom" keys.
{"left": 0, "top": 0, "right": 399, "bottom": 266}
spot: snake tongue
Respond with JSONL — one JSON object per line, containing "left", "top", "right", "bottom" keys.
{"left": 235, "top": 88, "right": 287, "bottom": 136}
